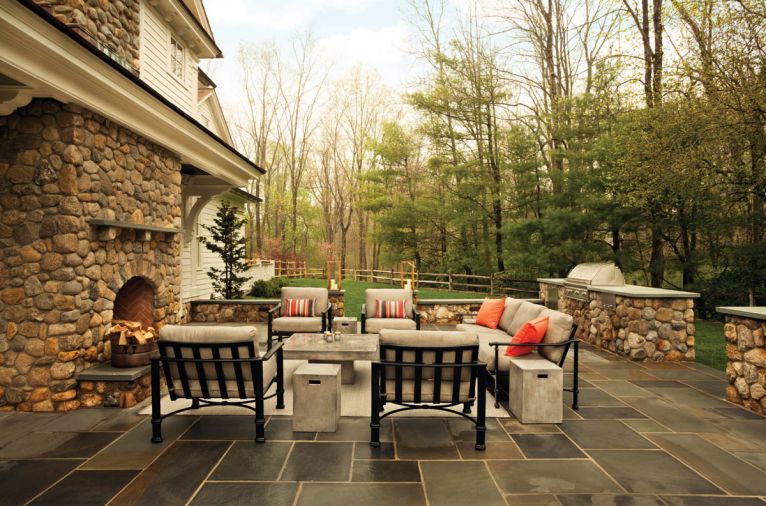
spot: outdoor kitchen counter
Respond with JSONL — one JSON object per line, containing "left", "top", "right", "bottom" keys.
{"left": 537, "top": 278, "right": 699, "bottom": 298}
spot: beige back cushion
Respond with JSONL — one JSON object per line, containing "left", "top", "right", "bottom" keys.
{"left": 497, "top": 298, "right": 524, "bottom": 333}
{"left": 507, "top": 302, "right": 546, "bottom": 335}
{"left": 281, "top": 287, "right": 328, "bottom": 316}
{"left": 538, "top": 309, "right": 574, "bottom": 364}
{"left": 158, "top": 325, "right": 261, "bottom": 396}
{"left": 379, "top": 329, "right": 478, "bottom": 380}
{"left": 365, "top": 289, "right": 413, "bottom": 318}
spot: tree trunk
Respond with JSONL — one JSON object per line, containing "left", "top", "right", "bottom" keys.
{"left": 649, "top": 225, "right": 664, "bottom": 287}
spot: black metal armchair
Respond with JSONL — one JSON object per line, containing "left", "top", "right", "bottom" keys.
{"left": 371, "top": 329, "right": 487, "bottom": 450}
{"left": 361, "top": 288, "right": 419, "bottom": 334}
{"left": 267, "top": 287, "right": 332, "bottom": 347}
{"left": 150, "top": 325, "right": 284, "bottom": 443}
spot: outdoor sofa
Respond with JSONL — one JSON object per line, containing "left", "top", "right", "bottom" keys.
{"left": 361, "top": 288, "right": 420, "bottom": 333}
{"left": 456, "top": 299, "right": 580, "bottom": 409}
{"left": 370, "top": 329, "right": 487, "bottom": 450}
{"left": 268, "top": 287, "right": 333, "bottom": 346}
{"left": 150, "top": 325, "right": 284, "bottom": 443}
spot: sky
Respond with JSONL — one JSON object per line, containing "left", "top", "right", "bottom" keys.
{"left": 201, "top": 0, "right": 424, "bottom": 110}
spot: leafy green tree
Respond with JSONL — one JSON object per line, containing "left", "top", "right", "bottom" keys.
{"left": 202, "top": 201, "right": 249, "bottom": 299}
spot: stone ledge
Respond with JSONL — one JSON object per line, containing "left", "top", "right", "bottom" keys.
{"left": 191, "top": 299, "right": 279, "bottom": 305}
{"left": 76, "top": 364, "right": 151, "bottom": 382}
{"left": 418, "top": 298, "right": 542, "bottom": 304}
{"left": 718, "top": 306, "right": 766, "bottom": 321}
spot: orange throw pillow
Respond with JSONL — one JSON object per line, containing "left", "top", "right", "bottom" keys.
{"left": 475, "top": 298, "right": 506, "bottom": 329}
{"left": 505, "top": 315, "right": 549, "bottom": 357}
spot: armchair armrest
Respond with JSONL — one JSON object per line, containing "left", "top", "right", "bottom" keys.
{"left": 262, "top": 340, "right": 284, "bottom": 361}
{"left": 361, "top": 304, "right": 367, "bottom": 333}
{"left": 268, "top": 303, "right": 282, "bottom": 317}
{"left": 412, "top": 303, "right": 420, "bottom": 330}
{"left": 320, "top": 303, "right": 332, "bottom": 331}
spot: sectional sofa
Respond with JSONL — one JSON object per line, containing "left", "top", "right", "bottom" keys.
{"left": 455, "top": 299, "right": 580, "bottom": 409}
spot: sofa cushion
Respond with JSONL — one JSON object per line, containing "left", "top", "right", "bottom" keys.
{"left": 272, "top": 316, "right": 323, "bottom": 333}
{"left": 475, "top": 298, "right": 506, "bottom": 329}
{"left": 365, "top": 289, "right": 413, "bottom": 318}
{"left": 498, "top": 298, "right": 524, "bottom": 333}
{"left": 505, "top": 315, "right": 548, "bottom": 357}
{"left": 507, "top": 301, "right": 545, "bottom": 335}
{"left": 281, "top": 287, "right": 328, "bottom": 316}
{"left": 538, "top": 309, "right": 574, "bottom": 364}
{"left": 478, "top": 338, "right": 512, "bottom": 374}
{"left": 456, "top": 323, "right": 509, "bottom": 339}
{"left": 365, "top": 317, "right": 417, "bottom": 333}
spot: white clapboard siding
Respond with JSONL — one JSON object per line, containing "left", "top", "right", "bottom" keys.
{"left": 138, "top": 0, "right": 197, "bottom": 116}
{"left": 197, "top": 99, "right": 215, "bottom": 133}
{"left": 180, "top": 193, "right": 268, "bottom": 302}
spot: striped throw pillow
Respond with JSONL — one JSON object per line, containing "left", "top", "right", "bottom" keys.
{"left": 375, "top": 299, "right": 407, "bottom": 319}
{"left": 283, "top": 298, "right": 316, "bottom": 317}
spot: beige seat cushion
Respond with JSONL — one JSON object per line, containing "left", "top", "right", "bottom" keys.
{"left": 281, "top": 287, "right": 328, "bottom": 316}
{"left": 365, "top": 317, "right": 417, "bottom": 334}
{"left": 384, "top": 378, "right": 473, "bottom": 403}
{"left": 272, "top": 317, "right": 323, "bottom": 333}
{"left": 456, "top": 323, "right": 509, "bottom": 339}
{"left": 507, "top": 301, "right": 546, "bottom": 335}
{"left": 365, "top": 288, "right": 413, "bottom": 318}
{"left": 498, "top": 298, "right": 525, "bottom": 333}
{"left": 180, "top": 355, "right": 278, "bottom": 398}
{"left": 538, "top": 309, "right": 574, "bottom": 364}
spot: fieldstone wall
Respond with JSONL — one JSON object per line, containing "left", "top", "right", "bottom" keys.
{"left": 418, "top": 301, "right": 484, "bottom": 324}
{"left": 0, "top": 99, "right": 182, "bottom": 411}
{"left": 79, "top": 372, "right": 160, "bottom": 409}
{"left": 189, "top": 291, "right": 346, "bottom": 323}
{"left": 540, "top": 282, "right": 695, "bottom": 362}
{"left": 36, "top": 0, "right": 141, "bottom": 72}
{"left": 724, "top": 315, "right": 766, "bottom": 414}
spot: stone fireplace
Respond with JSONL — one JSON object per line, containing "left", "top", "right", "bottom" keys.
{"left": 0, "top": 98, "right": 182, "bottom": 411}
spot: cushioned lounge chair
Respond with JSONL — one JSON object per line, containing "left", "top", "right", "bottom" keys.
{"left": 268, "top": 287, "right": 332, "bottom": 346}
{"left": 150, "top": 325, "right": 284, "bottom": 443}
{"left": 361, "top": 288, "right": 419, "bottom": 334}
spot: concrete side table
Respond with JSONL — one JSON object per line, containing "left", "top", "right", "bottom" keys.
{"left": 292, "top": 363, "right": 341, "bottom": 432}
{"left": 332, "top": 316, "right": 358, "bottom": 334}
{"left": 508, "top": 356, "right": 562, "bottom": 424}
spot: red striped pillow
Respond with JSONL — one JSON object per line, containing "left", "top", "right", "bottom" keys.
{"left": 375, "top": 299, "right": 406, "bottom": 319}
{"left": 283, "top": 298, "right": 316, "bottom": 317}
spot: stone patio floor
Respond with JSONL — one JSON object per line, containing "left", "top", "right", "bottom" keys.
{"left": 1, "top": 343, "right": 766, "bottom": 505}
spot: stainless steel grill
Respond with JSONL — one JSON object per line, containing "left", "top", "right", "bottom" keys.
{"left": 563, "top": 263, "right": 625, "bottom": 301}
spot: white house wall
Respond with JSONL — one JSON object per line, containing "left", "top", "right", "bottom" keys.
{"left": 181, "top": 194, "right": 273, "bottom": 303}
{"left": 139, "top": 0, "right": 197, "bottom": 116}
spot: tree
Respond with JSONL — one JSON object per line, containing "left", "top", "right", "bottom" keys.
{"left": 202, "top": 202, "right": 250, "bottom": 299}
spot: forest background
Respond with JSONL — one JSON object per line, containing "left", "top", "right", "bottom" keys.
{"left": 221, "top": 0, "right": 766, "bottom": 316}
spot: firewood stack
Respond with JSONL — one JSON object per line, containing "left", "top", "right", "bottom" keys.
{"left": 107, "top": 320, "right": 159, "bottom": 346}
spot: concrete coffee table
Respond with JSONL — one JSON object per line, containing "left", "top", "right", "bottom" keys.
{"left": 283, "top": 333, "right": 378, "bottom": 384}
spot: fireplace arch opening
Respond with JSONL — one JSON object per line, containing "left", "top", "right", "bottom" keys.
{"left": 113, "top": 276, "right": 155, "bottom": 329}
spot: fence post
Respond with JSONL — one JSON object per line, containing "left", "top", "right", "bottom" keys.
{"left": 448, "top": 272, "right": 452, "bottom": 291}
{"left": 490, "top": 274, "right": 494, "bottom": 296}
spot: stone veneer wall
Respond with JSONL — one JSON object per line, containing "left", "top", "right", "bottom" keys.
{"left": 724, "top": 315, "right": 766, "bottom": 414}
{"left": 540, "top": 282, "right": 696, "bottom": 362}
{"left": 417, "top": 301, "right": 484, "bottom": 324}
{"left": 0, "top": 99, "right": 182, "bottom": 411}
{"left": 188, "top": 291, "right": 346, "bottom": 323}
{"left": 36, "top": 0, "right": 141, "bottom": 72}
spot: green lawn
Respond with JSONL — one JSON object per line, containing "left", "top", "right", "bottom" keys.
{"left": 282, "top": 278, "right": 485, "bottom": 318}
{"left": 695, "top": 319, "right": 727, "bottom": 371}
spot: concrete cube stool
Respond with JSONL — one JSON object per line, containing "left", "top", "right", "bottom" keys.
{"left": 292, "top": 363, "right": 341, "bottom": 432}
{"left": 508, "top": 356, "right": 562, "bottom": 424}
{"left": 332, "top": 316, "right": 358, "bottom": 334}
